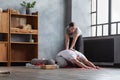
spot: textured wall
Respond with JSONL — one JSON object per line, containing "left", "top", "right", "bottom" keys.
{"left": 0, "top": 0, "right": 91, "bottom": 59}
{"left": 72, "top": 0, "right": 91, "bottom": 37}
{"left": 38, "top": 0, "right": 65, "bottom": 59}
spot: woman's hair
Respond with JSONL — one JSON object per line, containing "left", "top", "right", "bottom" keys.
{"left": 69, "top": 22, "right": 75, "bottom": 27}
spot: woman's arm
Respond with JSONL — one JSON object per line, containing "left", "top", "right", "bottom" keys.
{"left": 72, "top": 59, "right": 88, "bottom": 68}
{"left": 83, "top": 60, "right": 99, "bottom": 69}
{"left": 65, "top": 34, "right": 69, "bottom": 49}
{"left": 70, "top": 33, "right": 79, "bottom": 49}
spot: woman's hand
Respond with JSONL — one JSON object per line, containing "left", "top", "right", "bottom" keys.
{"left": 70, "top": 48, "right": 75, "bottom": 51}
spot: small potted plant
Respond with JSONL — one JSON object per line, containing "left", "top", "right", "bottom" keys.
{"left": 20, "top": 1, "right": 36, "bottom": 14}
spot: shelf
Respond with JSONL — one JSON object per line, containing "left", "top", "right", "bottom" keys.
{"left": 0, "top": 33, "right": 8, "bottom": 41}
{"left": 11, "top": 61, "right": 30, "bottom": 63}
{"left": 0, "top": 32, "right": 8, "bottom": 33}
{"left": 11, "top": 42, "right": 38, "bottom": 44}
{"left": 11, "top": 13, "right": 38, "bottom": 17}
{"left": 0, "top": 41, "right": 8, "bottom": 43}
{"left": 0, "top": 61, "right": 8, "bottom": 63}
{"left": 11, "top": 44, "right": 38, "bottom": 62}
{"left": 10, "top": 32, "right": 38, "bottom": 35}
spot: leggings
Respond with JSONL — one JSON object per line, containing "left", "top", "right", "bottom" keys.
{"left": 69, "top": 35, "right": 82, "bottom": 52}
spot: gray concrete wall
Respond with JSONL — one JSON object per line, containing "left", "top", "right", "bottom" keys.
{"left": 72, "top": 0, "right": 91, "bottom": 37}
{"left": 0, "top": 0, "right": 91, "bottom": 59}
{"left": 37, "top": 0, "right": 65, "bottom": 59}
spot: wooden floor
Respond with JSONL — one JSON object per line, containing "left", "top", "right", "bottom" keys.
{"left": 0, "top": 67, "right": 120, "bottom": 80}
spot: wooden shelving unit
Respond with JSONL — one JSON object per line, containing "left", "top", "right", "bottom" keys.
{"left": 0, "top": 10, "right": 9, "bottom": 66}
{"left": 0, "top": 9, "right": 38, "bottom": 66}
{"left": 9, "top": 10, "right": 38, "bottom": 66}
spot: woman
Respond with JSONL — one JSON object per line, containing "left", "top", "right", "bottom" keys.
{"left": 65, "top": 22, "right": 82, "bottom": 51}
{"left": 56, "top": 50, "right": 99, "bottom": 69}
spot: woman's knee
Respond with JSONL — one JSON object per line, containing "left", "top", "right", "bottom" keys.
{"left": 55, "top": 56, "right": 68, "bottom": 68}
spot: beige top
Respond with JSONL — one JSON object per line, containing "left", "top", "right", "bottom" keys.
{"left": 65, "top": 27, "right": 82, "bottom": 38}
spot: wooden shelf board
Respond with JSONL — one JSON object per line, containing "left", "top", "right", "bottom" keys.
{"left": 11, "top": 13, "right": 38, "bottom": 17}
{"left": 10, "top": 32, "right": 38, "bottom": 35}
{"left": 0, "top": 61, "right": 8, "bottom": 62}
{"left": 11, "top": 42, "right": 38, "bottom": 44}
{"left": 11, "top": 61, "right": 30, "bottom": 62}
{"left": 0, "top": 41, "right": 8, "bottom": 43}
{"left": 0, "top": 32, "right": 8, "bottom": 33}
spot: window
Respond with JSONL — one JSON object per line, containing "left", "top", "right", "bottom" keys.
{"left": 97, "top": 0, "right": 108, "bottom": 24}
{"left": 91, "top": 0, "right": 120, "bottom": 37}
{"left": 112, "top": 0, "right": 120, "bottom": 22}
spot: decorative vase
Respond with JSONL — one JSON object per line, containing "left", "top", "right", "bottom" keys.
{"left": 26, "top": 8, "right": 30, "bottom": 14}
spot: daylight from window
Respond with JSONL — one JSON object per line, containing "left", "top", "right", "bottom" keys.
{"left": 91, "top": 0, "right": 120, "bottom": 36}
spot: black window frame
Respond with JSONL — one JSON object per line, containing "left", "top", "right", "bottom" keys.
{"left": 91, "top": 0, "right": 120, "bottom": 37}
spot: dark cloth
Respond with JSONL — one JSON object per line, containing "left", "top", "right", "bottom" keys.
{"left": 69, "top": 35, "right": 82, "bottom": 51}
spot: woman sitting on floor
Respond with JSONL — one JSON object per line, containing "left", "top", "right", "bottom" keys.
{"left": 56, "top": 49, "right": 99, "bottom": 69}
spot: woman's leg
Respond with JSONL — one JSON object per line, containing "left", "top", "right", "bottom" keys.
{"left": 55, "top": 56, "right": 68, "bottom": 68}
{"left": 69, "top": 37, "right": 73, "bottom": 48}
{"left": 75, "top": 36, "right": 82, "bottom": 51}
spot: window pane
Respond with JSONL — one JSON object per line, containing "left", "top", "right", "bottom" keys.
{"left": 92, "top": 0, "right": 96, "bottom": 12}
{"left": 97, "top": 26, "right": 102, "bottom": 36}
{"left": 98, "top": 0, "right": 108, "bottom": 24}
{"left": 118, "top": 23, "right": 120, "bottom": 34}
{"left": 112, "top": 0, "right": 120, "bottom": 22}
{"left": 92, "top": 13, "right": 96, "bottom": 25}
{"left": 111, "top": 24, "right": 116, "bottom": 35}
{"left": 91, "top": 26, "right": 96, "bottom": 36}
{"left": 103, "top": 25, "right": 108, "bottom": 36}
